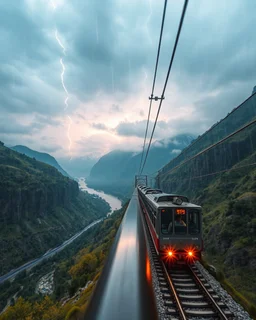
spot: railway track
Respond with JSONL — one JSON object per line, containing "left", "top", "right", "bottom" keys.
{"left": 144, "top": 215, "right": 234, "bottom": 319}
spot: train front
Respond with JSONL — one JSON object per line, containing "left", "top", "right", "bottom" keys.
{"left": 159, "top": 201, "right": 203, "bottom": 263}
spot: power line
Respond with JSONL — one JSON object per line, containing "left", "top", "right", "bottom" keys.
{"left": 146, "top": 94, "right": 256, "bottom": 178}
{"left": 188, "top": 161, "right": 256, "bottom": 180}
{"left": 157, "top": 118, "right": 256, "bottom": 179}
{"left": 138, "top": 0, "right": 168, "bottom": 174}
{"left": 149, "top": 161, "right": 256, "bottom": 185}
{"left": 140, "top": 0, "right": 189, "bottom": 174}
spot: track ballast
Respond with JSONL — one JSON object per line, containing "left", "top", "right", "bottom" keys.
{"left": 145, "top": 214, "right": 234, "bottom": 319}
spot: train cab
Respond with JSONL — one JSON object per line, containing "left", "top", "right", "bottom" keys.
{"left": 138, "top": 188, "right": 203, "bottom": 262}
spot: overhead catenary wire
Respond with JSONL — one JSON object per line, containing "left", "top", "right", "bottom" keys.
{"left": 140, "top": 0, "right": 189, "bottom": 175}
{"left": 157, "top": 118, "right": 256, "bottom": 179}
{"left": 150, "top": 161, "right": 256, "bottom": 185}
{"left": 138, "top": 0, "right": 168, "bottom": 174}
{"left": 182, "top": 161, "right": 256, "bottom": 181}
{"left": 146, "top": 94, "right": 256, "bottom": 179}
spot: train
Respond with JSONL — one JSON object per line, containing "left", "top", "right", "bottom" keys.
{"left": 137, "top": 185, "right": 203, "bottom": 262}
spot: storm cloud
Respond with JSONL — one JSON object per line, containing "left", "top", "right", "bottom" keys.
{"left": 0, "top": 0, "right": 255, "bottom": 159}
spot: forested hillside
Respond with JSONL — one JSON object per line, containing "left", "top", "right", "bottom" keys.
{"left": 0, "top": 205, "right": 126, "bottom": 320}
{"left": 11, "top": 145, "right": 70, "bottom": 177}
{"left": 0, "top": 142, "right": 110, "bottom": 275}
{"left": 159, "top": 93, "right": 256, "bottom": 177}
{"left": 157, "top": 94, "right": 256, "bottom": 307}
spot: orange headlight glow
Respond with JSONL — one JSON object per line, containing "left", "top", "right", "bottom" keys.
{"left": 163, "top": 248, "right": 177, "bottom": 262}
{"left": 188, "top": 251, "right": 193, "bottom": 257}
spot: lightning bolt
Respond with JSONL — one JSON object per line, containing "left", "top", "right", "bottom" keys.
{"left": 60, "top": 58, "right": 69, "bottom": 110}
{"left": 50, "top": 0, "right": 57, "bottom": 10}
{"left": 67, "top": 116, "right": 73, "bottom": 160}
{"left": 55, "top": 29, "right": 66, "bottom": 55}
{"left": 143, "top": 67, "right": 148, "bottom": 82}
{"left": 51, "top": 2, "right": 73, "bottom": 159}
{"left": 143, "top": 66, "right": 148, "bottom": 92}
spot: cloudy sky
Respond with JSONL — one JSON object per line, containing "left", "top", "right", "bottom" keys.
{"left": 0, "top": 0, "right": 255, "bottom": 160}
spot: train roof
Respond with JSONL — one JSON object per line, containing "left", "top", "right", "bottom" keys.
{"left": 144, "top": 189, "right": 163, "bottom": 194}
{"left": 145, "top": 193, "right": 201, "bottom": 209}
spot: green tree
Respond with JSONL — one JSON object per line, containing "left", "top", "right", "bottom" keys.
{"left": 65, "top": 306, "right": 81, "bottom": 320}
{"left": 1, "top": 297, "right": 32, "bottom": 320}
{"left": 69, "top": 253, "right": 97, "bottom": 279}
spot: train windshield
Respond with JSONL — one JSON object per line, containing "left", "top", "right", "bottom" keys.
{"left": 188, "top": 209, "right": 200, "bottom": 234}
{"left": 161, "top": 208, "right": 200, "bottom": 235}
{"left": 161, "top": 209, "right": 173, "bottom": 234}
{"left": 174, "top": 211, "right": 187, "bottom": 234}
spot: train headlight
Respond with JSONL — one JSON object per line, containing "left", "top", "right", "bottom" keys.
{"left": 168, "top": 251, "right": 173, "bottom": 257}
{"left": 188, "top": 251, "right": 193, "bottom": 257}
{"left": 163, "top": 248, "right": 177, "bottom": 261}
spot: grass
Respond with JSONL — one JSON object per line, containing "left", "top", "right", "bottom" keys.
{"left": 201, "top": 258, "right": 256, "bottom": 319}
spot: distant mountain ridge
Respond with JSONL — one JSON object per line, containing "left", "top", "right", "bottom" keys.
{"left": 58, "top": 156, "right": 98, "bottom": 178}
{"left": 0, "top": 141, "right": 110, "bottom": 276}
{"left": 11, "top": 145, "right": 70, "bottom": 177}
{"left": 87, "top": 134, "right": 195, "bottom": 197}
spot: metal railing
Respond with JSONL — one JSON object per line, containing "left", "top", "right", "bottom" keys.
{"left": 84, "top": 190, "right": 158, "bottom": 320}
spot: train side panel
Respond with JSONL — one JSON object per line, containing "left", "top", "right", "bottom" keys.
{"left": 137, "top": 186, "right": 203, "bottom": 261}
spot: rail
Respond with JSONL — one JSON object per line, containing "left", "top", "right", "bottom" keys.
{"left": 84, "top": 189, "right": 158, "bottom": 320}
{"left": 162, "top": 262, "right": 187, "bottom": 320}
{"left": 188, "top": 264, "right": 230, "bottom": 320}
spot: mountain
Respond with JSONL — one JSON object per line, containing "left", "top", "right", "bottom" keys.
{"left": 87, "top": 134, "right": 195, "bottom": 197}
{"left": 0, "top": 205, "right": 125, "bottom": 318}
{"left": 58, "top": 156, "right": 98, "bottom": 178}
{"left": 11, "top": 145, "right": 70, "bottom": 177}
{"left": 252, "top": 86, "right": 256, "bottom": 95}
{"left": 156, "top": 93, "right": 256, "bottom": 307}
{"left": 0, "top": 141, "right": 110, "bottom": 276}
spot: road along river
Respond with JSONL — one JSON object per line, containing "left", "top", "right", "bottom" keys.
{"left": 0, "top": 182, "right": 122, "bottom": 284}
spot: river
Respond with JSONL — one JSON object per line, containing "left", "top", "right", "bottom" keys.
{"left": 0, "top": 181, "right": 122, "bottom": 284}
{"left": 78, "top": 177, "right": 122, "bottom": 213}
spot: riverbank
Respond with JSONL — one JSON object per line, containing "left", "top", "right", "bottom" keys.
{"left": 78, "top": 177, "right": 122, "bottom": 212}
{"left": 85, "top": 179, "right": 132, "bottom": 205}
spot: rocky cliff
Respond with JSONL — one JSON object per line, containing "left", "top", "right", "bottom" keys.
{"left": 159, "top": 93, "right": 256, "bottom": 178}
{"left": 157, "top": 94, "right": 256, "bottom": 305}
{"left": 0, "top": 142, "right": 110, "bottom": 275}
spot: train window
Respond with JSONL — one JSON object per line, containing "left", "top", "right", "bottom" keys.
{"left": 188, "top": 209, "right": 200, "bottom": 234}
{"left": 161, "top": 209, "right": 173, "bottom": 234}
{"left": 174, "top": 212, "right": 187, "bottom": 234}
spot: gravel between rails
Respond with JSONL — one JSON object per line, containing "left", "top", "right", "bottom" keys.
{"left": 142, "top": 225, "right": 168, "bottom": 319}
{"left": 195, "top": 261, "right": 253, "bottom": 320}
{"left": 140, "top": 205, "right": 253, "bottom": 320}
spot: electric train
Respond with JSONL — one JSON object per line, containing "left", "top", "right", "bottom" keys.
{"left": 137, "top": 185, "right": 203, "bottom": 262}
